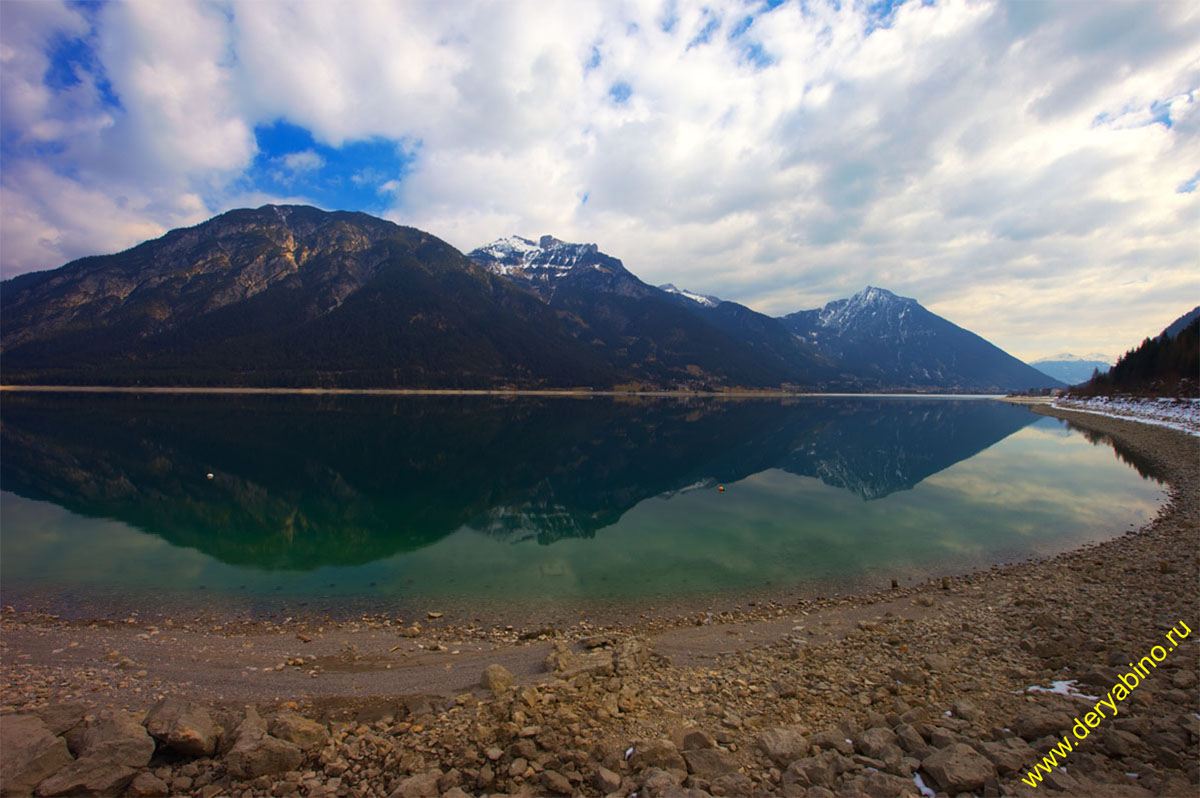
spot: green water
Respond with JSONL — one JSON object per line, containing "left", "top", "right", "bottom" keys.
{"left": 0, "top": 393, "right": 1165, "bottom": 617}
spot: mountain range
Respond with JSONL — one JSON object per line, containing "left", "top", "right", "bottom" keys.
{"left": 1, "top": 205, "right": 1063, "bottom": 392}
{"left": 1030, "top": 354, "right": 1113, "bottom": 386}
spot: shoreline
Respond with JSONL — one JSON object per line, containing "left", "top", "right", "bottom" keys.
{"left": 0, "top": 384, "right": 1006, "bottom": 400}
{"left": 2, "top": 405, "right": 1197, "bottom": 796}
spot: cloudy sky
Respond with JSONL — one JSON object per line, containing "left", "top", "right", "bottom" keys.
{"left": 1, "top": 0, "right": 1197, "bottom": 361}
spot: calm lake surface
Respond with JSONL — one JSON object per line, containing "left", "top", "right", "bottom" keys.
{"left": 0, "top": 393, "right": 1165, "bottom": 619}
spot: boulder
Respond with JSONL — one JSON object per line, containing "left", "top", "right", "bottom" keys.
{"left": 127, "top": 772, "right": 170, "bottom": 797}
{"left": 78, "top": 711, "right": 155, "bottom": 768}
{"left": 223, "top": 713, "right": 303, "bottom": 780}
{"left": 613, "top": 637, "right": 650, "bottom": 675}
{"left": 592, "top": 765, "right": 622, "bottom": 793}
{"left": 682, "top": 748, "right": 738, "bottom": 780}
{"left": 629, "top": 739, "right": 687, "bottom": 773}
{"left": 142, "top": 697, "right": 220, "bottom": 757}
{"left": 855, "top": 726, "right": 902, "bottom": 761}
{"left": 1013, "top": 707, "right": 1071, "bottom": 741}
{"left": 480, "top": 664, "right": 515, "bottom": 692}
{"left": 756, "top": 727, "right": 809, "bottom": 767}
{"left": 0, "top": 715, "right": 74, "bottom": 798}
{"left": 977, "top": 737, "right": 1036, "bottom": 775}
{"left": 385, "top": 770, "right": 442, "bottom": 798}
{"left": 781, "top": 755, "right": 835, "bottom": 790}
{"left": 267, "top": 712, "right": 328, "bottom": 751}
{"left": 32, "top": 759, "right": 136, "bottom": 798}
{"left": 921, "top": 743, "right": 996, "bottom": 794}
{"left": 683, "top": 729, "right": 717, "bottom": 751}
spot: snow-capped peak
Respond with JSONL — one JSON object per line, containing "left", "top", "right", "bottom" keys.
{"left": 469, "top": 235, "right": 602, "bottom": 277}
{"left": 659, "top": 283, "right": 720, "bottom": 308}
{"left": 817, "top": 286, "right": 913, "bottom": 328}
{"left": 1034, "top": 352, "right": 1114, "bottom": 364}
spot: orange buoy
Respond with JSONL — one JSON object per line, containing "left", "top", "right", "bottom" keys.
{"left": 717, "top": 485, "right": 725, "bottom": 492}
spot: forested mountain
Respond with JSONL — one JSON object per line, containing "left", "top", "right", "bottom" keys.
{"left": 1071, "top": 309, "right": 1199, "bottom": 397}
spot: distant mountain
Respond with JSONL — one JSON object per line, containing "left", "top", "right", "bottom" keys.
{"left": 779, "top": 287, "right": 1064, "bottom": 393}
{"left": 0, "top": 206, "right": 617, "bottom": 388}
{"left": 468, "top": 235, "right": 835, "bottom": 388}
{"left": 1031, "top": 355, "right": 1112, "bottom": 386}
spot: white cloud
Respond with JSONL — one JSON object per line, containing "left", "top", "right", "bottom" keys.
{"left": 1, "top": 0, "right": 1197, "bottom": 360}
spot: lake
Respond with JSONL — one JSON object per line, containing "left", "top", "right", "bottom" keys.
{"left": 0, "top": 392, "right": 1165, "bottom": 620}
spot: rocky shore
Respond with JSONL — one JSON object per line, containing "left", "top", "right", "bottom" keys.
{"left": 2, "top": 406, "right": 1197, "bottom": 797}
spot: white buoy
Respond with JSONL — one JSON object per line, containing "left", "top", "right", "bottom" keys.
{"left": 206, "top": 473, "right": 214, "bottom": 480}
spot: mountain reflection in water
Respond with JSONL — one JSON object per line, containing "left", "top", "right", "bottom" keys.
{"left": 0, "top": 393, "right": 1164, "bottom": 609}
{"left": 3, "top": 394, "right": 1031, "bottom": 569}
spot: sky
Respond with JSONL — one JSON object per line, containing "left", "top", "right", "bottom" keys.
{"left": 1, "top": 0, "right": 1197, "bottom": 362}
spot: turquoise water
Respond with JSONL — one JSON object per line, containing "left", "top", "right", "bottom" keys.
{"left": 0, "top": 393, "right": 1165, "bottom": 617}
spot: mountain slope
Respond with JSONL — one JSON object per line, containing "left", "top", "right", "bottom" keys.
{"left": 779, "top": 287, "right": 1063, "bottom": 392}
{"left": 1, "top": 206, "right": 615, "bottom": 387}
{"left": 468, "top": 236, "right": 834, "bottom": 388}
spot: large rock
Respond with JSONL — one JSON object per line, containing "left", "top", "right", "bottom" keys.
{"left": 1013, "top": 707, "right": 1071, "bottom": 741}
{"left": 480, "top": 664, "right": 515, "bottom": 692}
{"left": 544, "top": 643, "right": 611, "bottom": 679}
{"left": 612, "top": 637, "right": 650, "bottom": 675}
{"left": 756, "top": 727, "right": 809, "bottom": 767}
{"left": 268, "top": 712, "right": 328, "bottom": 751}
{"left": 142, "top": 697, "right": 220, "bottom": 757}
{"left": 32, "top": 759, "right": 136, "bottom": 798}
{"left": 385, "top": 770, "right": 442, "bottom": 798}
{"left": 977, "top": 737, "right": 1036, "bottom": 775}
{"left": 223, "top": 713, "right": 303, "bottom": 780}
{"left": 855, "top": 726, "right": 903, "bottom": 761}
{"left": 921, "top": 743, "right": 996, "bottom": 794}
{"left": 683, "top": 748, "right": 739, "bottom": 780}
{"left": 0, "top": 715, "right": 74, "bottom": 798}
{"left": 629, "top": 739, "right": 687, "bottom": 773}
{"left": 78, "top": 711, "right": 155, "bottom": 768}
{"left": 781, "top": 755, "right": 835, "bottom": 790}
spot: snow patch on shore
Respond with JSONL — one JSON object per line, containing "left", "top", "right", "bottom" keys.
{"left": 1053, "top": 396, "right": 1200, "bottom": 437}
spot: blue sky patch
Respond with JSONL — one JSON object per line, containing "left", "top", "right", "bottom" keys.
{"left": 1177, "top": 170, "right": 1199, "bottom": 194}
{"left": 241, "top": 120, "right": 418, "bottom": 213}
{"left": 608, "top": 81, "right": 632, "bottom": 104}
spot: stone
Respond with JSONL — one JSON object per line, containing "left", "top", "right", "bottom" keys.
{"left": 757, "top": 727, "right": 809, "bottom": 767}
{"left": 541, "top": 770, "right": 573, "bottom": 795}
{"left": 810, "top": 728, "right": 854, "bottom": 755}
{"left": 921, "top": 743, "right": 996, "bottom": 794}
{"left": 781, "top": 755, "right": 834, "bottom": 790}
{"left": 33, "top": 759, "right": 137, "bottom": 798}
{"left": 855, "top": 727, "right": 902, "bottom": 761}
{"left": 268, "top": 712, "right": 329, "bottom": 751}
{"left": 841, "top": 770, "right": 918, "bottom": 797}
{"left": 142, "top": 697, "right": 220, "bottom": 757}
{"left": 951, "top": 698, "right": 981, "bottom": 722}
{"left": 640, "top": 767, "right": 682, "bottom": 796}
{"left": 224, "top": 714, "right": 304, "bottom": 780}
{"left": 613, "top": 637, "right": 650, "bottom": 675}
{"left": 1013, "top": 708, "right": 1071, "bottom": 742}
{"left": 34, "top": 704, "right": 88, "bottom": 737}
{"left": 683, "top": 729, "right": 717, "bottom": 751}
{"left": 544, "top": 642, "right": 576, "bottom": 674}
{"left": 977, "top": 737, "right": 1036, "bottom": 775}
{"left": 480, "top": 664, "right": 515, "bottom": 692}
{"left": 889, "top": 666, "right": 926, "bottom": 686}
{"left": 593, "top": 765, "right": 622, "bottom": 793}
{"left": 683, "top": 748, "right": 738, "bottom": 780}
{"left": 923, "top": 654, "right": 951, "bottom": 672}
{"left": 710, "top": 773, "right": 754, "bottom": 796}
{"left": 0, "top": 714, "right": 74, "bottom": 798}
{"left": 630, "top": 739, "right": 687, "bottom": 773}
{"left": 386, "top": 770, "right": 441, "bottom": 798}
{"left": 128, "top": 772, "right": 170, "bottom": 797}
{"left": 78, "top": 710, "right": 156, "bottom": 768}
